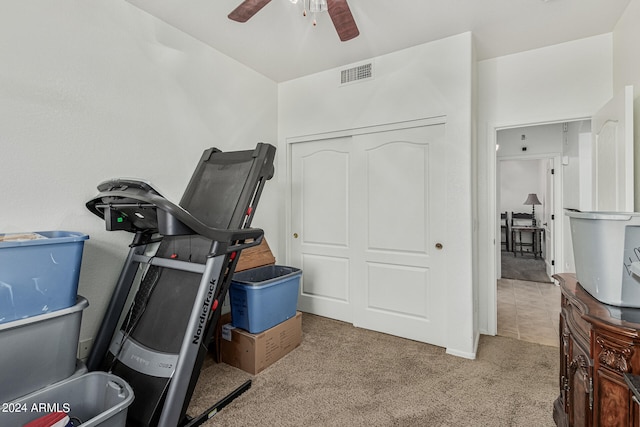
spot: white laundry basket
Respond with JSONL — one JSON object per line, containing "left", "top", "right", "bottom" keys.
{"left": 566, "top": 210, "right": 640, "bottom": 307}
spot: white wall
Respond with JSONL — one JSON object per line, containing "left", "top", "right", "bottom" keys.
{"left": 561, "top": 120, "right": 592, "bottom": 272}
{"left": 499, "top": 159, "right": 545, "bottom": 218}
{"left": 477, "top": 34, "right": 614, "bottom": 335}
{"left": 496, "top": 124, "right": 564, "bottom": 158}
{"left": 279, "top": 33, "right": 476, "bottom": 357}
{"left": 613, "top": 0, "right": 640, "bottom": 209}
{"left": 0, "top": 1, "right": 278, "bottom": 343}
{"left": 562, "top": 120, "right": 593, "bottom": 212}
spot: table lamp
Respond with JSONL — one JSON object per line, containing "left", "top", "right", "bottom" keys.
{"left": 524, "top": 193, "right": 542, "bottom": 226}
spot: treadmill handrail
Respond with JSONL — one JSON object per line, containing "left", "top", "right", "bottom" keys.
{"left": 86, "top": 186, "right": 263, "bottom": 244}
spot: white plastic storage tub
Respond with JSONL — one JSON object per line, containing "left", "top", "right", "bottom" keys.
{"left": 0, "top": 231, "right": 89, "bottom": 323}
{"left": 566, "top": 210, "right": 640, "bottom": 307}
{"left": 0, "top": 297, "right": 88, "bottom": 404}
{"left": 0, "top": 372, "right": 134, "bottom": 427}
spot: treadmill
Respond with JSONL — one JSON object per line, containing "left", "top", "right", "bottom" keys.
{"left": 85, "top": 143, "right": 276, "bottom": 427}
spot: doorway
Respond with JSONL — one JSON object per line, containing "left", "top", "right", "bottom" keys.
{"left": 487, "top": 88, "right": 634, "bottom": 344}
{"left": 496, "top": 124, "right": 564, "bottom": 278}
{"left": 495, "top": 123, "right": 565, "bottom": 347}
{"left": 498, "top": 157, "right": 553, "bottom": 282}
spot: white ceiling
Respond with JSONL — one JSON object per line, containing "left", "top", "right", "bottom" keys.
{"left": 127, "top": 0, "right": 631, "bottom": 82}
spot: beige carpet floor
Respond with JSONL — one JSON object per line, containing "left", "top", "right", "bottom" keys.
{"left": 188, "top": 313, "right": 558, "bottom": 426}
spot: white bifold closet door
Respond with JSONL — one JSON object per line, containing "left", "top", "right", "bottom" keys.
{"left": 290, "top": 124, "right": 447, "bottom": 346}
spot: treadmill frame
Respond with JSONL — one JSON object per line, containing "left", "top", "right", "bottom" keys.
{"left": 85, "top": 143, "right": 276, "bottom": 427}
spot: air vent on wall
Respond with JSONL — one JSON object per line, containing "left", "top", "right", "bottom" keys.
{"left": 340, "top": 62, "right": 373, "bottom": 86}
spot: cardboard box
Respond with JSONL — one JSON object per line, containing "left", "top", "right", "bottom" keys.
{"left": 221, "top": 311, "right": 302, "bottom": 374}
{"left": 235, "top": 238, "right": 276, "bottom": 272}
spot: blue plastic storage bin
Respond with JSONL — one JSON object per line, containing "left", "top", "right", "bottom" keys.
{"left": 0, "top": 231, "right": 89, "bottom": 324}
{"left": 230, "top": 265, "right": 301, "bottom": 333}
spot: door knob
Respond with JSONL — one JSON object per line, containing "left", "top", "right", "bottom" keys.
{"left": 293, "top": 233, "right": 299, "bottom": 238}
{"left": 435, "top": 243, "right": 443, "bottom": 250}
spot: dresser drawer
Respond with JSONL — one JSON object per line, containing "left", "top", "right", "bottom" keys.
{"left": 564, "top": 301, "right": 590, "bottom": 348}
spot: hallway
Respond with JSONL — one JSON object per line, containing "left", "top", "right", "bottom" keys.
{"left": 497, "top": 278, "right": 561, "bottom": 347}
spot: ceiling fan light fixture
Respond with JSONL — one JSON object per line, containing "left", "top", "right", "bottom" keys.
{"left": 309, "top": 0, "right": 328, "bottom": 13}
{"left": 229, "top": 0, "right": 359, "bottom": 42}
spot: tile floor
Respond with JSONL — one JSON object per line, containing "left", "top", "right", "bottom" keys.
{"left": 497, "top": 278, "right": 562, "bottom": 347}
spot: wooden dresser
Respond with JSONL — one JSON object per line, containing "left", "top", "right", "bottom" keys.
{"left": 554, "top": 273, "right": 640, "bottom": 426}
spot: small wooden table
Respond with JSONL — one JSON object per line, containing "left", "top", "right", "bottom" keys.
{"left": 511, "top": 225, "right": 544, "bottom": 258}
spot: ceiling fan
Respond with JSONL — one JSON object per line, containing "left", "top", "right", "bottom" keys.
{"left": 228, "top": 0, "right": 360, "bottom": 42}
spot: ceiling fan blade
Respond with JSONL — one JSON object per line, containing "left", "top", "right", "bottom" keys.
{"left": 327, "top": 0, "right": 359, "bottom": 42}
{"left": 228, "top": 0, "right": 273, "bottom": 23}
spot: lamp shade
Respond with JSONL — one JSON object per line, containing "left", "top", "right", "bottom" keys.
{"left": 524, "top": 193, "right": 541, "bottom": 206}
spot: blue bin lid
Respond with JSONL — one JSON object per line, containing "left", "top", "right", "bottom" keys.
{"left": 0, "top": 231, "right": 89, "bottom": 249}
